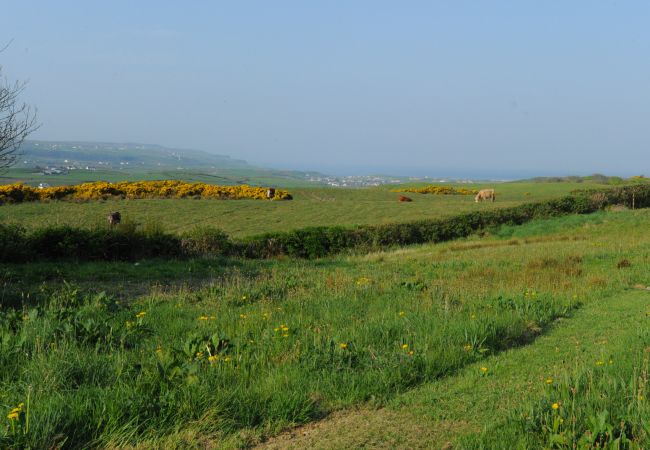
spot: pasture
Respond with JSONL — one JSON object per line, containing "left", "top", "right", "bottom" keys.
{"left": 0, "top": 181, "right": 608, "bottom": 237}
{"left": 1, "top": 204, "right": 650, "bottom": 448}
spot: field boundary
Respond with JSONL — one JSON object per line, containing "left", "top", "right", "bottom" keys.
{"left": 1, "top": 185, "right": 649, "bottom": 262}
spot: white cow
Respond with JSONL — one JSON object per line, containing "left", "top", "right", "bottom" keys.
{"left": 475, "top": 189, "right": 496, "bottom": 202}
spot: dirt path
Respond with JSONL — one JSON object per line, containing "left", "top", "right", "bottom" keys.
{"left": 256, "top": 289, "right": 650, "bottom": 449}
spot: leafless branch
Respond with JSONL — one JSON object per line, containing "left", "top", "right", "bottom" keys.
{"left": 0, "top": 61, "right": 40, "bottom": 172}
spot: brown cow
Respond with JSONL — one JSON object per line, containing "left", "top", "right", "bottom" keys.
{"left": 398, "top": 195, "right": 413, "bottom": 202}
{"left": 474, "top": 189, "right": 496, "bottom": 202}
{"left": 266, "top": 188, "right": 276, "bottom": 199}
{"left": 107, "top": 211, "right": 121, "bottom": 226}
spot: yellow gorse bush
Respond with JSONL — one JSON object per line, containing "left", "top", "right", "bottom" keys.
{"left": 391, "top": 185, "right": 478, "bottom": 195}
{"left": 0, "top": 181, "right": 292, "bottom": 204}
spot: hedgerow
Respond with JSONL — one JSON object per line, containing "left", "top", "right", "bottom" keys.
{"left": 0, "top": 181, "right": 292, "bottom": 204}
{"left": 1, "top": 185, "right": 648, "bottom": 262}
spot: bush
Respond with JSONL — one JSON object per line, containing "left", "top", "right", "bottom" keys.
{"left": 0, "top": 181, "right": 292, "bottom": 204}
{"left": 392, "top": 185, "right": 478, "bottom": 195}
{"left": 181, "top": 227, "right": 231, "bottom": 257}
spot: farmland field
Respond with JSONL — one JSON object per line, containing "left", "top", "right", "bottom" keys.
{"left": 2, "top": 202, "right": 650, "bottom": 448}
{"left": 0, "top": 181, "right": 609, "bottom": 237}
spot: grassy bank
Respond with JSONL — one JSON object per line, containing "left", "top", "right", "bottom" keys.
{"left": 2, "top": 184, "right": 648, "bottom": 262}
{"left": 0, "top": 182, "right": 609, "bottom": 237}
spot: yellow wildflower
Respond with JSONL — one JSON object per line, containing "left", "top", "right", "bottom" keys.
{"left": 208, "top": 355, "right": 218, "bottom": 363}
{"left": 596, "top": 360, "right": 605, "bottom": 366}
{"left": 198, "top": 316, "right": 209, "bottom": 321}
{"left": 399, "top": 311, "right": 405, "bottom": 317}
{"left": 552, "top": 403, "right": 559, "bottom": 410}
{"left": 402, "top": 344, "right": 409, "bottom": 350}
{"left": 546, "top": 378, "right": 553, "bottom": 385}
{"left": 340, "top": 343, "right": 348, "bottom": 349}
{"left": 480, "top": 367, "right": 488, "bottom": 373}
{"left": 463, "top": 344, "right": 472, "bottom": 352}
{"left": 7, "top": 412, "right": 19, "bottom": 420}
{"left": 135, "top": 311, "right": 146, "bottom": 319}
{"left": 196, "top": 351, "right": 204, "bottom": 358}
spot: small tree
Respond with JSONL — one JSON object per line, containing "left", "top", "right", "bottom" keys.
{"left": 0, "top": 57, "right": 39, "bottom": 172}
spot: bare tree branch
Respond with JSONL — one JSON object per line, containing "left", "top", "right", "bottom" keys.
{"left": 0, "top": 59, "right": 40, "bottom": 172}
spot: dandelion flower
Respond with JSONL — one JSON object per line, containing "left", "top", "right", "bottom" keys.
{"left": 480, "top": 367, "right": 488, "bottom": 373}
{"left": 339, "top": 343, "right": 348, "bottom": 349}
{"left": 463, "top": 344, "right": 472, "bottom": 352}
{"left": 399, "top": 311, "right": 405, "bottom": 317}
{"left": 7, "top": 412, "right": 19, "bottom": 420}
{"left": 402, "top": 344, "right": 409, "bottom": 350}
{"left": 552, "top": 403, "right": 559, "bottom": 410}
{"left": 408, "top": 350, "right": 414, "bottom": 356}
{"left": 198, "top": 316, "right": 209, "bottom": 321}
{"left": 596, "top": 360, "right": 605, "bottom": 366}
{"left": 546, "top": 378, "right": 553, "bottom": 385}
{"left": 135, "top": 311, "right": 146, "bottom": 319}
{"left": 208, "top": 355, "right": 218, "bottom": 363}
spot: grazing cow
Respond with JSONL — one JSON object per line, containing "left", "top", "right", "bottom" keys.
{"left": 107, "top": 211, "right": 121, "bottom": 226}
{"left": 266, "top": 188, "right": 276, "bottom": 199}
{"left": 398, "top": 195, "right": 413, "bottom": 202}
{"left": 474, "top": 189, "right": 496, "bottom": 202}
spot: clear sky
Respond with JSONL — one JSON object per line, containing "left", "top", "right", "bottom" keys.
{"left": 2, "top": 1, "right": 649, "bottom": 177}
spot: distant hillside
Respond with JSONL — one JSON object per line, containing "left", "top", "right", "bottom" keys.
{"left": 17, "top": 140, "right": 252, "bottom": 170}
{"left": 524, "top": 174, "right": 649, "bottom": 185}
{"left": 3, "top": 140, "right": 327, "bottom": 188}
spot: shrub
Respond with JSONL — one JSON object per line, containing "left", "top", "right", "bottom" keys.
{"left": 0, "top": 181, "right": 292, "bottom": 205}
{"left": 181, "top": 227, "right": 231, "bottom": 257}
{"left": 391, "top": 185, "right": 478, "bottom": 195}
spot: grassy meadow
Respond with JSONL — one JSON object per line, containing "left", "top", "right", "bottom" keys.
{"left": 0, "top": 181, "right": 610, "bottom": 237}
{"left": 2, "top": 203, "right": 650, "bottom": 448}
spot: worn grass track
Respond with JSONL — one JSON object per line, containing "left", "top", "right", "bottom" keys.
{"left": 257, "top": 289, "right": 650, "bottom": 449}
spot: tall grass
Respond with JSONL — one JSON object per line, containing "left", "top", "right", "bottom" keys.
{"left": 3, "top": 208, "right": 649, "bottom": 447}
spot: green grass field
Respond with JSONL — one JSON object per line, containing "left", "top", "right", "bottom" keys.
{"left": 2, "top": 203, "right": 650, "bottom": 448}
{"left": 0, "top": 181, "right": 608, "bottom": 237}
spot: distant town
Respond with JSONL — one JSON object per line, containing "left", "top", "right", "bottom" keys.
{"left": 303, "top": 173, "right": 480, "bottom": 187}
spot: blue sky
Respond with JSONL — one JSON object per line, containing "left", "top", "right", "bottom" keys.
{"left": 2, "top": 1, "right": 649, "bottom": 177}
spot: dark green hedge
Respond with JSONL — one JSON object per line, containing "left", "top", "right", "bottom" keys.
{"left": 1, "top": 185, "right": 648, "bottom": 262}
